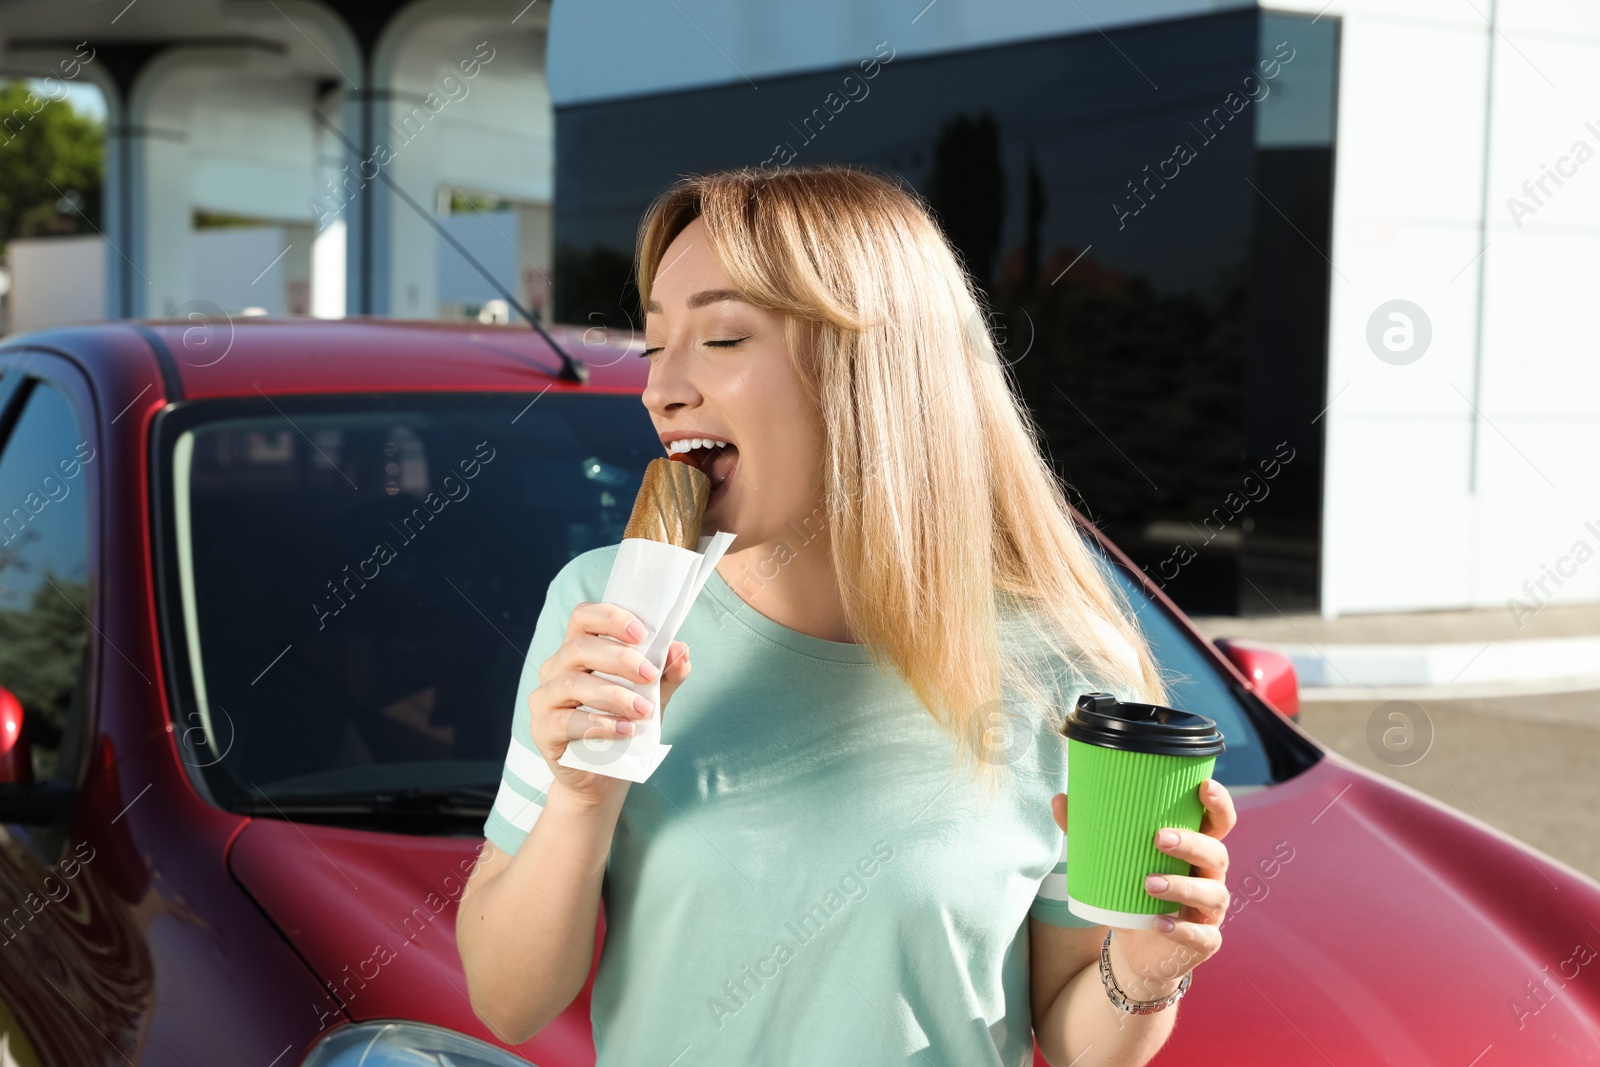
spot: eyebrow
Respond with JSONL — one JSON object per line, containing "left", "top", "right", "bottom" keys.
{"left": 645, "top": 288, "right": 749, "bottom": 314}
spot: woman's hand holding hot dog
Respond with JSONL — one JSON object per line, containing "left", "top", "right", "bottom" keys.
{"left": 529, "top": 601, "right": 691, "bottom": 808}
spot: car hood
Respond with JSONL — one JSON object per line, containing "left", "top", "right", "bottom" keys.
{"left": 228, "top": 817, "right": 597, "bottom": 1061}
{"left": 1151, "top": 755, "right": 1600, "bottom": 1065}
{"left": 227, "top": 759, "right": 1600, "bottom": 1066}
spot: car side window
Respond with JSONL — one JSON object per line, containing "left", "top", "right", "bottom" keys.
{"left": 0, "top": 380, "right": 95, "bottom": 785}
{"left": 1101, "top": 552, "right": 1274, "bottom": 787}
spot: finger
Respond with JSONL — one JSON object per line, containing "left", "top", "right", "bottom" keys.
{"left": 662, "top": 641, "right": 690, "bottom": 680}
{"left": 570, "top": 600, "right": 650, "bottom": 644}
{"left": 556, "top": 707, "right": 635, "bottom": 746}
{"left": 555, "top": 632, "right": 662, "bottom": 685}
{"left": 1198, "top": 779, "right": 1237, "bottom": 841}
{"left": 1149, "top": 916, "right": 1222, "bottom": 964}
{"left": 660, "top": 645, "right": 693, "bottom": 711}
{"left": 1052, "top": 793, "right": 1067, "bottom": 834}
{"left": 529, "top": 703, "right": 634, "bottom": 761}
{"left": 537, "top": 670, "right": 654, "bottom": 721}
{"left": 1154, "top": 826, "right": 1229, "bottom": 881}
{"left": 1144, "top": 872, "right": 1229, "bottom": 924}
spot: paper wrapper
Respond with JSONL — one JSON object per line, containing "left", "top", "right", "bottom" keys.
{"left": 556, "top": 529, "right": 737, "bottom": 782}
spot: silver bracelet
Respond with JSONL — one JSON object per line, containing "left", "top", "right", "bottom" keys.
{"left": 1099, "top": 928, "right": 1192, "bottom": 1015}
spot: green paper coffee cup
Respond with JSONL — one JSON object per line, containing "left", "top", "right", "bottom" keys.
{"left": 1062, "top": 692, "right": 1226, "bottom": 929}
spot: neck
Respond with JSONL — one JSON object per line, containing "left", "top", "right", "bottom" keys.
{"left": 714, "top": 524, "right": 856, "bottom": 644}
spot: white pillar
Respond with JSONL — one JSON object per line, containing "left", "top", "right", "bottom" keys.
{"left": 370, "top": 0, "right": 554, "bottom": 320}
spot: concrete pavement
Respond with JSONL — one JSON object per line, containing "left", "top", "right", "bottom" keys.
{"left": 1187, "top": 601, "right": 1600, "bottom": 884}
{"left": 1189, "top": 601, "right": 1600, "bottom": 698}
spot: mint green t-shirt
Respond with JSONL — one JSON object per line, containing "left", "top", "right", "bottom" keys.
{"left": 484, "top": 543, "right": 1133, "bottom": 1066}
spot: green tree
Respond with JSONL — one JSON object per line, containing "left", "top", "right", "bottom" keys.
{"left": 0, "top": 563, "right": 87, "bottom": 782}
{"left": 0, "top": 79, "right": 105, "bottom": 255}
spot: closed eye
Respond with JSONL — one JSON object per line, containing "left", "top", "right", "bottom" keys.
{"left": 639, "top": 335, "right": 752, "bottom": 358}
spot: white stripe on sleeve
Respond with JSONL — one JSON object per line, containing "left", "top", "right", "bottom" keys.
{"left": 493, "top": 778, "right": 543, "bottom": 833}
{"left": 505, "top": 735, "right": 555, "bottom": 794}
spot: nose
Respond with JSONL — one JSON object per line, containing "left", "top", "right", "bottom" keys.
{"left": 641, "top": 339, "right": 700, "bottom": 419}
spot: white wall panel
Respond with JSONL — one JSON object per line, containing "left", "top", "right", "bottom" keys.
{"left": 1307, "top": 0, "right": 1600, "bottom": 614}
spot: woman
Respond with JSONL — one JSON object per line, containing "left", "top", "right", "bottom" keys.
{"left": 457, "top": 164, "right": 1236, "bottom": 1066}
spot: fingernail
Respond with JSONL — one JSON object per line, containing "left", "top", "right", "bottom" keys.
{"left": 633, "top": 695, "right": 653, "bottom": 717}
{"left": 1145, "top": 875, "right": 1168, "bottom": 893}
{"left": 627, "top": 621, "right": 647, "bottom": 642}
{"left": 1154, "top": 916, "right": 1175, "bottom": 932}
{"left": 638, "top": 658, "right": 660, "bottom": 681}
{"left": 1157, "top": 830, "right": 1180, "bottom": 848}
{"left": 1207, "top": 780, "right": 1221, "bottom": 797}
{"left": 616, "top": 719, "right": 634, "bottom": 735}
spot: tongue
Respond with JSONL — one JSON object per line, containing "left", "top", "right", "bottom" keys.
{"left": 707, "top": 445, "right": 739, "bottom": 488}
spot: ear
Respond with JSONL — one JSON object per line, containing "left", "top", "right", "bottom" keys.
{"left": 1052, "top": 793, "right": 1068, "bottom": 834}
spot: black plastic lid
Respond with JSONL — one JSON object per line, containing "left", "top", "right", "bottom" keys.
{"left": 1062, "top": 692, "right": 1226, "bottom": 757}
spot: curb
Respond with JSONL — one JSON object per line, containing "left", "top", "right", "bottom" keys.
{"left": 1268, "top": 634, "right": 1600, "bottom": 691}
{"left": 1299, "top": 675, "right": 1600, "bottom": 703}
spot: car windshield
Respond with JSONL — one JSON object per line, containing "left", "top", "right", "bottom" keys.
{"left": 1102, "top": 563, "right": 1270, "bottom": 786}
{"left": 157, "top": 392, "right": 662, "bottom": 824}
{"left": 157, "top": 391, "right": 1269, "bottom": 831}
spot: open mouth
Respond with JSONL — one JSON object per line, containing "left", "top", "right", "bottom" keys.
{"left": 666, "top": 438, "right": 739, "bottom": 496}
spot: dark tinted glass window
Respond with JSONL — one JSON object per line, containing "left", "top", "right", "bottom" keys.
{"left": 0, "top": 382, "right": 94, "bottom": 784}
{"left": 160, "top": 393, "right": 662, "bottom": 822}
{"left": 555, "top": 9, "right": 1337, "bottom": 616}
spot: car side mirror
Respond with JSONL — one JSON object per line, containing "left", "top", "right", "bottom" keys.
{"left": 0, "top": 685, "right": 73, "bottom": 824}
{"left": 0, "top": 686, "right": 33, "bottom": 785}
{"left": 1212, "top": 638, "right": 1300, "bottom": 719}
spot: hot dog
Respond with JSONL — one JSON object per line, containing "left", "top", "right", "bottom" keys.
{"left": 625, "top": 457, "right": 710, "bottom": 550}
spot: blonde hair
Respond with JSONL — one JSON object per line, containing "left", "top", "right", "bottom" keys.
{"left": 635, "top": 164, "right": 1168, "bottom": 796}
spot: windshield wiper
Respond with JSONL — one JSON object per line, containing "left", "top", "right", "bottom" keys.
{"left": 237, "top": 785, "right": 497, "bottom": 820}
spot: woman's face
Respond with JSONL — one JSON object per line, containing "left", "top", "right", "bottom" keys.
{"left": 641, "top": 215, "right": 825, "bottom": 547}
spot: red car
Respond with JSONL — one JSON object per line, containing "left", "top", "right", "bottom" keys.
{"left": 0, "top": 318, "right": 1595, "bottom": 1066}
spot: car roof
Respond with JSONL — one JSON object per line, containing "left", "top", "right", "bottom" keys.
{"left": 2, "top": 318, "right": 649, "bottom": 401}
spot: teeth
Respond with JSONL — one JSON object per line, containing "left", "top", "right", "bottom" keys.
{"left": 666, "top": 437, "right": 727, "bottom": 454}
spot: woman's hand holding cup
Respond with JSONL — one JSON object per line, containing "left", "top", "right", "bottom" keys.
{"left": 1054, "top": 778, "right": 1238, "bottom": 999}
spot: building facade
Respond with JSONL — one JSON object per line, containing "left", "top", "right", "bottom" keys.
{"left": 4, "top": 0, "right": 1596, "bottom": 620}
